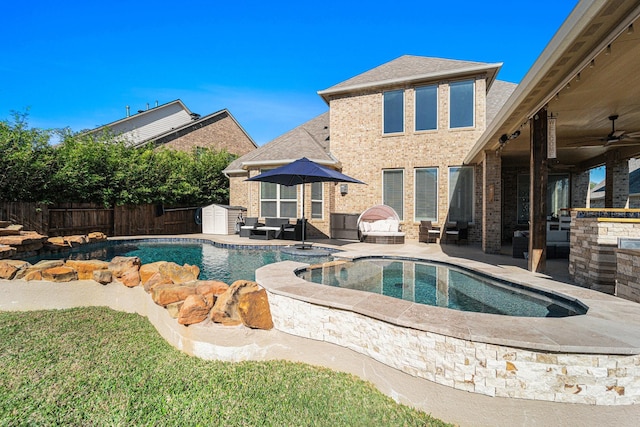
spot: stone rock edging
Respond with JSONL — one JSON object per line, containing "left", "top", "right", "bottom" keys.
{"left": 0, "top": 256, "right": 273, "bottom": 330}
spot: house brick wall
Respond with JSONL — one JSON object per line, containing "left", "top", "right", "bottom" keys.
{"left": 482, "top": 150, "right": 501, "bottom": 253}
{"left": 156, "top": 112, "right": 256, "bottom": 156}
{"left": 228, "top": 172, "right": 334, "bottom": 238}
{"left": 327, "top": 77, "right": 488, "bottom": 242}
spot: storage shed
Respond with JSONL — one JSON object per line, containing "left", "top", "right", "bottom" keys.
{"left": 202, "top": 204, "right": 246, "bottom": 235}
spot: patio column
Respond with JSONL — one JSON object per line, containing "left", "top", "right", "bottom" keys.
{"left": 482, "top": 150, "right": 501, "bottom": 254}
{"left": 605, "top": 156, "right": 629, "bottom": 208}
{"left": 529, "top": 109, "right": 548, "bottom": 273}
{"left": 571, "top": 170, "right": 590, "bottom": 209}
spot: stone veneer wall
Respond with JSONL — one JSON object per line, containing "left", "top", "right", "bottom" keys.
{"left": 615, "top": 248, "right": 640, "bottom": 303}
{"left": 569, "top": 210, "right": 640, "bottom": 294}
{"left": 267, "top": 292, "right": 640, "bottom": 405}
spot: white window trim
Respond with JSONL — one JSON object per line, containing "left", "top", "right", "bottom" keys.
{"left": 414, "top": 167, "right": 438, "bottom": 222}
{"left": 448, "top": 79, "right": 475, "bottom": 130}
{"left": 259, "top": 178, "right": 297, "bottom": 218}
{"left": 382, "top": 89, "right": 405, "bottom": 135}
{"left": 382, "top": 168, "right": 405, "bottom": 220}
{"left": 414, "top": 85, "right": 439, "bottom": 132}
{"left": 447, "top": 165, "right": 475, "bottom": 224}
{"left": 311, "top": 182, "right": 323, "bottom": 220}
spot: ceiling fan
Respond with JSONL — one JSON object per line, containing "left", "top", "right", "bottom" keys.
{"left": 579, "top": 115, "right": 640, "bottom": 147}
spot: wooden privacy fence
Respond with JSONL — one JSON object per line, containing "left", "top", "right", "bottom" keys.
{"left": 0, "top": 202, "right": 202, "bottom": 237}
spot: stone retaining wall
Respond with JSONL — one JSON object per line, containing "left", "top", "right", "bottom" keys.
{"left": 267, "top": 292, "right": 640, "bottom": 405}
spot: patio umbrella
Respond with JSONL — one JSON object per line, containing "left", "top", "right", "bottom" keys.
{"left": 246, "top": 157, "right": 365, "bottom": 247}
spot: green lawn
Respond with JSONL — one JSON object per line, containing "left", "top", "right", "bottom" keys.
{"left": 0, "top": 307, "right": 449, "bottom": 426}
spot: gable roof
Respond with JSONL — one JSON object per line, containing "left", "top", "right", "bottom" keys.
{"left": 318, "top": 55, "right": 504, "bottom": 102}
{"left": 486, "top": 80, "right": 518, "bottom": 127}
{"left": 223, "top": 112, "right": 332, "bottom": 175}
{"left": 131, "top": 108, "right": 257, "bottom": 149}
{"left": 85, "top": 99, "right": 194, "bottom": 144}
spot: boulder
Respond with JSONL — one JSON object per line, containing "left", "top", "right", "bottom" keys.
{"left": 0, "top": 221, "right": 11, "bottom": 228}
{"left": 87, "top": 232, "right": 107, "bottom": 242}
{"left": 238, "top": 289, "right": 274, "bottom": 330}
{"left": 64, "top": 235, "right": 88, "bottom": 246}
{"left": 158, "top": 262, "right": 199, "bottom": 284}
{"left": 0, "top": 232, "right": 48, "bottom": 251}
{"left": 143, "top": 272, "right": 173, "bottom": 293}
{"left": 0, "top": 244, "right": 16, "bottom": 260}
{"left": 93, "top": 269, "right": 113, "bottom": 285}
{"left": 46, "top": 236, "right": 69, "bottom": 248}
{"left": 0, "top": 224, "right": 23, "bottom": 236}
{"left": 0, "top": 259, "right": 30, "bottom": 280}
{"left": 65, "top": 259, "right": 109, "bottom": 280}
{"left": 23, "top": 270, "right": 43, "bottom": 281}
{"left": 0, "top": 261, "right": 19, "bottom": 280}
{"left": 139, "top": 261, "right": 166, "bottom": 284}
{"left": 177, "top": 294, "right": 215, "bottom": 325}
{"left": 42, "top": 266, "right": 78, "bottom": 282}
{"left": 166, "top": 301, "right": 184, "bottom": 318}
{"left": 108, "top": 256, "right": 141, "bottom": 279}
{"left": 152, "top": 283, "right": 197, "bottom": 307}
{"left": 196, "top": 280, "right": 229, "bottom": 297}
{"left": 118, "top": 266, "right": 141, "bottom": 288}
{"left": 18, "top": 259, "right": 64, "bottom": 280}
{"left": 210, "top": 280, "right": 260, "bottom": 325}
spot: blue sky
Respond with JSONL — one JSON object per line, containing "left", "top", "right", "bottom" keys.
{"left": 3, "top": 0, "right": 579, "bottom": 147}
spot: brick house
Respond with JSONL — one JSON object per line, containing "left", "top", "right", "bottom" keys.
{"left": 86, "top": 99, "right": 257, "bottom": 156}
{"left": 224, "top": 55, "right": 516, "bottom": 241}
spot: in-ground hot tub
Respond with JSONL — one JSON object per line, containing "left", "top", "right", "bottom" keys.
{"left": 296, "top": 256, "right": 587, "bottom": 318}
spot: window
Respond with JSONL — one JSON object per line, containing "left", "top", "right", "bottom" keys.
{"left": 383, "top": 169, "right": 404, "bottom": 219}
{"left": 383, "top": 90, "right": 404, "bottom": 134}
{"left": 448, "top": 166, "right": 474, "bottom": 222}
{"left": 517, "top": 174, "right": 570, "bottom": 224}
{"left": 260, "top": 177, "right": 297, "bottom": 218}
{"left": 415, "top": 85, "right": 437, "bottom": 131}
{"left": 449, "top": 80, "right": 474, "bottom": 128}
{"left": 311, "top": 182, "right": 323, "bottom": 219}
{"left": 415, "top": 168, "right": 438, "bottom": 221}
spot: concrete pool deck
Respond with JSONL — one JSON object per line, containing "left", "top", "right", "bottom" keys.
{"left": 3, "top": 234, "right": 640, "bottom": 426}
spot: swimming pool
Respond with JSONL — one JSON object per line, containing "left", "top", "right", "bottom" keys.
{"left": 26, "top": 239, "right": 335, "bottom": 283}
{"left": 297, "top": 257, "right": 587, "bottom": 317}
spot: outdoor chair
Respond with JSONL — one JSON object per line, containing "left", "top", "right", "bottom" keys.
{"left": 445, "top": 221, "right": 468, "bottom": 245}
{"left": 281, "top": 219, "right": 304, "bottom": 241}
{"left": 239, "top": 217, "right": 264, "bottom": 237}
{"left": 418, "top": 220, "right": 440, "bottom": 243}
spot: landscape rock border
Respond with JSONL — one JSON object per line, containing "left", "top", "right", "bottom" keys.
{"left": 0, "top": 255, "right": 273, "bottom": 330}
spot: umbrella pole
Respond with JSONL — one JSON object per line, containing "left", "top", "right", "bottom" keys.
{"left": 301, "top": 183, "right": 306, "bottom": 246}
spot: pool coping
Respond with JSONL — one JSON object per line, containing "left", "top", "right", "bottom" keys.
{"left": 256, "top": 251, "right": 640, "bottom": 355}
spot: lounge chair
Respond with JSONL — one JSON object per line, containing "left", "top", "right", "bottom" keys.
{"left": 357, "top": 205, "right": 405, "bottom": 244}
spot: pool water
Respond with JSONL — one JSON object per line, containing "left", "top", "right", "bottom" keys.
{"left": 27, "top": 240, "right": 334, "bottom": 283}
{"left": 298, "top": 257, "right": 587, "bottom": 317}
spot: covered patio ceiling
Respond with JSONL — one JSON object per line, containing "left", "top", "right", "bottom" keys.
{"left": 466, "top": 0, "right": 640, "bottom": 171}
